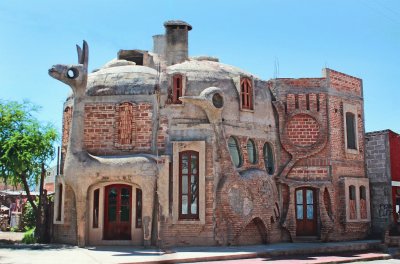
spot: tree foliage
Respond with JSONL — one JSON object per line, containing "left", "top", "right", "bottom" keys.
{"left": 0, "top": 101, "right": 58, "bottom": 187}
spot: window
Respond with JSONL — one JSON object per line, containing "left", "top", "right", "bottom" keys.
{"left": 344, "top": 178, "right": 370, "bottom": 222}
{"left": 228, "top": 136, "right": 242, "bottom": 167}
{"left": 349, "top": 185, "right": 357, "bottom": 220}
{"left": 173, "top": 74, "right": 183, "bottom": 104}
{"left": 360, "top": 186, "right": 367, "bottom": 219}
{"left": 172, "top": 141, "right": 205, "bottom": 224}
{"left": 346, "top": 112, "right": 357, "bottom": 150}
{"left": 136, "top": 189, "right": 142, "bottom": 228}
{"left": 56, "top": 183, "right": 63, "bottom": 221}
{"left": 343, "top": 103, "right": 359, "bottom": 153}
{"left": 179, "top": 151, "right": 199, "bottom": 219}
{"left": 93, "top": 189, "right": 99, "bottom": 228}
{"left": 240, "top": 77, "right": 253, "bottom": 110}
{"left": 263, "top": 143, "right": 275, "bottom": 175}
{"left": 247, "top": 139, "right": 257, "bottom": 164}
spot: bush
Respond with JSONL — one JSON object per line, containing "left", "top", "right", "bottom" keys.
{"left": 22, "top": 198, "right": 37, "bottom": 230}
{"left": 22, "top": 228, "right": 36, "bottom": 244}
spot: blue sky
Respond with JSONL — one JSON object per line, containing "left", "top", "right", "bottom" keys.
{"left": 1, "top": 0, "right": 399, "bottom": 144}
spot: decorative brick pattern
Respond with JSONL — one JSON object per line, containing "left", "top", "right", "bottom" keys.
{"left": 287, "top": 114, "right": 319, "bottom": 146}
{"left": 83, "top": 102, "right": 153, "bottom": 155}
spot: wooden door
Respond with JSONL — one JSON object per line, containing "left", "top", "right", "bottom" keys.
{"left": 104, "top": 184, "right": 132, "bottom": 240}
{"left": 295, "top": 187, "right": 317, "bottom": 236}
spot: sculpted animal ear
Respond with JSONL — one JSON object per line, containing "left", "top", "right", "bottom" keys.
{"left": 76, "top": 40, "right": 88, "bottom": 67}
{"left": 82, "top": 40, "right": 88, "bottom": 67}
{"left": 76, "top": 44, "right": 83, "bottom": 64}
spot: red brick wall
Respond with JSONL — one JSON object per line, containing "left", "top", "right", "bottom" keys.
{"left": 287, "top": 114, "right": 319, "bottom": 147}
{"left": 325, "top": 69, "right": 362, "bottom": 96}
{"left": 82, "top": 102, "right": 154, "bottom": 155}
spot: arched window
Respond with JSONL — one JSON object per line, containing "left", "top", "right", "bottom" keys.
{"left": 345, "top": 112, "right": 357, "bottom": 150}
{"left": 240, "top": 77, "right": 253, "bottom": 110}
{"left": 173, "top": 74, "right": 183, "bottom": 104}
{"left": 247, "top": 139, "right": 257, "bottom": 164}
{"left": 349, "top": 185, "right": 357, "bottom": 219}
{"left": 228, "top": 136, "right": 242, "bottom": 168}
{"left": 263, "top": 143, "right": 275, "bottom": 175}
{"left": 360, "top": 186, "right": 367, "bottom": 219}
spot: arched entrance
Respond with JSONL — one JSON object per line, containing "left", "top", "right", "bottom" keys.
{"left": 104, "top": 184, "right": 132, "bottom": 240}
{"left": 236, "top": 217, "right": 268, "bottom": 245}
{"left": 295, "top": 187, "right": 317, "bottom": 236}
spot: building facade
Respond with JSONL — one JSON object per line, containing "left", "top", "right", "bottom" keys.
{"left": 366, "top": 129, "right": 400, "bottom": 237}
{"left": 49, "top": 21, "right": 370, "bottom": 247}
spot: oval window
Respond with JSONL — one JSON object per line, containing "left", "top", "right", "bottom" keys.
{"left": 228, "top": 136, "right": 242, "bottom": 168}
{"left": 247, "top": 139, "right": 257, "bottom": 164}
{"left": 263, "top": 143, "right": 275, "bottom": 175}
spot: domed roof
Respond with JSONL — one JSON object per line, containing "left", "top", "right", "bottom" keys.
{"left": 167, "top": 59, "right": 260, "bottom": 81}
{"left": 86, "top": 60, "right": 158, "bottom": 96}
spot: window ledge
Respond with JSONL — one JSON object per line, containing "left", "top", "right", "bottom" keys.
{"left": 175, "top": 219, "right": 204, "bottom": 225}
{"left": 345, "top": 148, "right": 359, "bottom": 155}
{"left": 240, "top": 108, "right": 254, "bottom": 113}
{"left": 346, "top": 218, "right": 370, "bottom": 223}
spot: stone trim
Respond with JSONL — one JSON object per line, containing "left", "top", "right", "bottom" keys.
{"left": 343, "top": 102, "right": 359, "bottom": 154}
{"left": 172, "top": 141, "right": 206, "bottom": 224}
{"left": 343, "top": 177, "right": 371, "bottom": 222}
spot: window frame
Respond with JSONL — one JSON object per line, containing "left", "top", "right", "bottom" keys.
{"left": 343, "top": 177, "right": 370, "bottom": 222}
{"left": 228, "top": 136, "right": 243, "bottom": 168}
{"left": 263, "top": 142, "right": 275, "bottom": 175}
{"left": 178, "top": 150, "right": 200, "bottom": 220}
{"left": 247, "top": 139, "right": 257, "bottom": 164}
{"left": 53, "top": 178, "right": 65, "bottom": 224}
{"left": 172, "top": 141, "right": 206, "bottom": 224}
{"left": 173, "top": 74, "right": 183, "bottom": 104}
{"left": 343, "top": 103, "right": 359, "bottom": 154}
{"left": 240, "top": 77, "right": 254, "bottom": 110}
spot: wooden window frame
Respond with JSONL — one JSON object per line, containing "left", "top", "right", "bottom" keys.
{"left": 240, "top": 77, "right": 253, "bottom": 110}
{"left": 173, "top": 74, "right": 183, "bottom": 104}
{"left": 179, "top": 150, "right": 199, "bottom": 220}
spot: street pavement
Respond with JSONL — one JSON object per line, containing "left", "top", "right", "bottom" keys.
{"left": 0, "top": 232, "right": 397, "bottom": 264}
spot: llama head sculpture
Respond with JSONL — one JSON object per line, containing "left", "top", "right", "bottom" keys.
{"left": 49, "top": 41, "right": 89, "bottom": 97}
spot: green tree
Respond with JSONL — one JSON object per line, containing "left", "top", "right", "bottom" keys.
{"left": 0, "top": 100, "right": 58, "bottom": 242}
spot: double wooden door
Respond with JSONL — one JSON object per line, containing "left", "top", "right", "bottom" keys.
{"left": 295, "top": 187, "right": 317, "bottom": 236}
{"left": 104, "top": 184, "right": 132, "bottom": 240}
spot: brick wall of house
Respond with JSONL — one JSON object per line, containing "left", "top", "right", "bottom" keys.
{"left": 270, "top": 69, "right": 368, "bottom": 241}
{"left": 80, "top": 102, "right": 154, "bottom": 155}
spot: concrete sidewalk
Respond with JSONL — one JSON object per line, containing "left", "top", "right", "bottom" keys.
{"left": 0, "top": 239, "right": 396, "bottom": 264}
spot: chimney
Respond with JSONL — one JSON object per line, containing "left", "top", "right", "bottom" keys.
{"left": 164, "top": 20, "right": 192, "bottom": 66}
{"left": 152, "top": 34, "right": 166, "bottom": 56}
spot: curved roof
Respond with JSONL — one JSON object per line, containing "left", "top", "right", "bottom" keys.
{"left": 168, "top": 59, "right": 260, "bottom": 81}
{"left": 86, "top": 62, "right": 158, "bottom": 96}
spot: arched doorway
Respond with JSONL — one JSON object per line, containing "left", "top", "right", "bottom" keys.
{"left": 104, "top": 184, "right": 132, "bottom": 240}
{"left": 295, "top": 187, "right": 317, "bottom": 236}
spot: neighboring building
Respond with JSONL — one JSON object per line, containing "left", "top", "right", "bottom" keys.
{"left": 366, "top": 129, "right": 400, "bottom": 237}
{"left": 49, "top": 20, "right": 370, "bottom": 247}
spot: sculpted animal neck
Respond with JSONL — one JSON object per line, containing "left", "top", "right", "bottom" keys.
{"left": 49, "top": 41, "right": 89, "bottom": 157}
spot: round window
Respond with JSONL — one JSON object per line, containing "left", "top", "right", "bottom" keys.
{"left": 263, "top": 143, "right": 275, "bottom": 175}
{"left": 247, "top": 139, "right": 257, "bottom": 164}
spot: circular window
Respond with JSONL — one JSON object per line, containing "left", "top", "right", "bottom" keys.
{"left": 212, "top": 93, "right": 223, "bottom": 108}
{"left": 247, "top": 139, "right": 257, "bottom": 164}
{"left": 66, "top": 68, "right": 79, "bottom": 79}
{"left": 228, "top": 136, "right": 242, "bottom": 168}
{"left": 263, "top": 143, "right": 275, "bottom": 175}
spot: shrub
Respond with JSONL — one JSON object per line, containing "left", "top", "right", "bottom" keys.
{"left": 22, "top": 198, "right": 37, "bottom": 230}
{"left": 22, "top": 228, "right": 36, "bottom": 244}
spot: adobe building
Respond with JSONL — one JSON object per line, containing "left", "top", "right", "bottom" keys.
{"left": 366, "top": 129, "right": 400, "bottom": 238}
{"left": 49, "top": 20, "right": 370, "bottom": 247}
